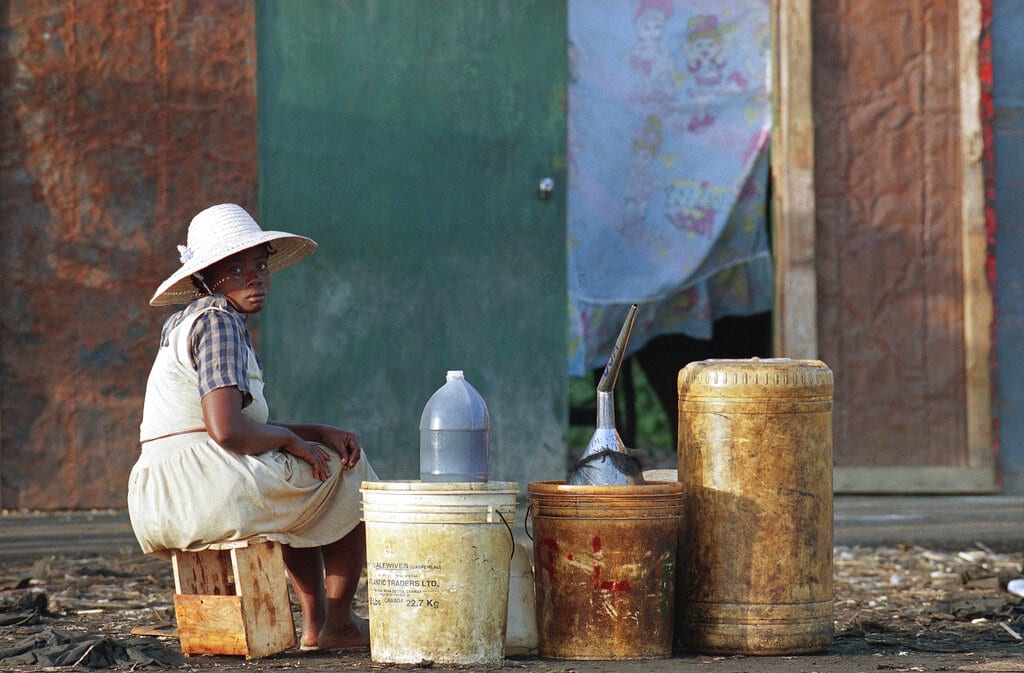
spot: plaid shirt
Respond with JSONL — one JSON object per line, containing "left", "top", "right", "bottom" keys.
{"left": 160, "top": 295, "right": 257, "bottom": 406}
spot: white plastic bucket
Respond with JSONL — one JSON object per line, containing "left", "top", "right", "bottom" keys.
{"left": 361, "top": 480, "right": 519, "bottom": 665}
{"left": 505, "top": 542, "right": 538, "bottom": 655}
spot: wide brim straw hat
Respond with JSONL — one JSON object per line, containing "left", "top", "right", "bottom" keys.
{"left": 150, "top": 203, "right": 318, "bottom": 307}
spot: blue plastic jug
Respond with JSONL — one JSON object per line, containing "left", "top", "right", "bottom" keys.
{"left": 419, "top": 370, "right": 490, "bottom": 482}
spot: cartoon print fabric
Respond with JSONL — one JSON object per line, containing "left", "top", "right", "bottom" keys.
{"left": 568, "top": 0, "right": 773, "bottom": 375}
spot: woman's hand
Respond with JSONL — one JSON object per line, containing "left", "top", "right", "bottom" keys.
{"left": 318, "top": 426, "right": 362, "bottom": 470}
{"left": 282, "top": 436, "right": 333, "bottom": 481}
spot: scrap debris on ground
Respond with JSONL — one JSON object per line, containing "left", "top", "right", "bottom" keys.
{"left": 832, "top": 545, "right": 1024, "bottom": 656}
{"left": 0, "top": 544, "right": 1022, "bottom": 671}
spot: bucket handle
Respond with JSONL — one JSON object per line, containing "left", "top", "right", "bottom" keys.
{"left": 524, "top": 503, "right": 533, "bottom": 541}
{"left": 495, "top": 508, "right": 515, "bottom": 560}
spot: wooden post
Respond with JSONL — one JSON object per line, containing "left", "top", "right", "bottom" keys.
{"left": 771, "top": 0, "right": 818, "bottom": 360}
{"left": 958, "top": 0, "right": 996, "bottom": 484}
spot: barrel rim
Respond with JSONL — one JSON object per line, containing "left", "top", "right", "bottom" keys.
{"left": 527, "top": 480, "right": 683, "bottom": 495}
{"left": 679, "top": 357, "right": 829, "bottom": 370}
{"left": 361, "top": 480, "right": 519, "bottom": 494}
{"left": 677, "top": 358, "right": 834, "bottom": 392}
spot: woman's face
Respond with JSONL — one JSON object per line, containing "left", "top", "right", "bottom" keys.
{"left": 204, "top": 245, "right": 272, "bottom": 313}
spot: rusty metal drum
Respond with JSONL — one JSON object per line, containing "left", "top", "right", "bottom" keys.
{"left": 528, "top": 480, "right": 685, "bottom": 659}
{"left": 676, "top": 358, "right": 834, "bottom": 655}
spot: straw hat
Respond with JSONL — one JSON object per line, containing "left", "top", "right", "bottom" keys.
{"left": 150, "top": 203, "right": 318, "bottom": 306}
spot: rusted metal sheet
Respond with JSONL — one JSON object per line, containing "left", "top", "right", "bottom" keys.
{"left": 812, "top": 1, "right": 968, "bottom": 469}
{"left": 0, "top": 1, "right": 257, "bottom": 508}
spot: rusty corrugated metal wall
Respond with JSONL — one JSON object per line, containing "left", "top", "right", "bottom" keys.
{"left": 0, "top": 1, "right": 257, "bottom": 508}
{"left": 813, "top": 1, "right": 968, "bottom": 468}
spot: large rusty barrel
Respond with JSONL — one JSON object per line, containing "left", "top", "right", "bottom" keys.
{"left": 675, "top": 358, "right": 833, "bottom": 655}
{"left": 528, "top": 480, "right": 685, "bottom": 659}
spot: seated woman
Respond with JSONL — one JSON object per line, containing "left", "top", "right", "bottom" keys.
{"left": 127, "top": 203, "right": 375, "bottom": 651}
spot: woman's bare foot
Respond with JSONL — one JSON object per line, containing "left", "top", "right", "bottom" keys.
{"left": 298, "top": 608, "right": 326, "bottom": 650}
{"left": 317, "top": 614, "right": 370, "bottom": 651}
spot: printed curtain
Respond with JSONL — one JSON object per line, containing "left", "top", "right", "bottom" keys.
{"left": 567, "top": 0, "right": 774, "bottom": 375}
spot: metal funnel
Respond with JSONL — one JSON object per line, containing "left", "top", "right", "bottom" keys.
{"left": 567, "top": 304, "right": 645, "bottom": 486}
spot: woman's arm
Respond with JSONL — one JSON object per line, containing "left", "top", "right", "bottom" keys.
{"left": 201, "top": 386, "right": 332, "bottom": 480}
{"left": 272, "top": 421, "right": 362, "bottom": 470}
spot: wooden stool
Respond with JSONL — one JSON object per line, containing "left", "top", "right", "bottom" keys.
{"left": 171, "top": 536, "right": 295, "bottom": 659}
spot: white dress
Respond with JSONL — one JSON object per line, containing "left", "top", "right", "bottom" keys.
{"left": 127, "top": 305, "right": 376, "bottom": 557}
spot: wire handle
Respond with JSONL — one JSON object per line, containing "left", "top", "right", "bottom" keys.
{"left": 496, "top": 508, "right": 515, "bottom": 560}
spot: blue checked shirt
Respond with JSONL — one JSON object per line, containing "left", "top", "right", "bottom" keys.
{"left": 160, "top": 295, "right": 257, "bottom": 407}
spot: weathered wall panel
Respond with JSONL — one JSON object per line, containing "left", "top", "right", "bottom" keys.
{"left": 0, "top": 1, "right": 257, "bottom": 508}
{"left": 813, "top": 2, "right": 968, "bottom": 467}
{"left": 255, "top": 1, "right": 569, "bottom": 486}
{"left": 993, "top": 0, "right": 1024, "bottom": 493}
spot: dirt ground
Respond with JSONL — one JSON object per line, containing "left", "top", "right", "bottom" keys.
{"left": 1, "top": 544, "right": 1023, "bottom": 673}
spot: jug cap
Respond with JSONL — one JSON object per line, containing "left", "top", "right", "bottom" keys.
{"left": 447, "top": 370, "right": 465, "bottom": 380}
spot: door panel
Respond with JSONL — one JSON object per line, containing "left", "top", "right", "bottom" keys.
{"left": 774, "top": 0, "right": 995, "bottom": 492}
{"left": 255, "top": 1, "right": 568, "bottom": 483}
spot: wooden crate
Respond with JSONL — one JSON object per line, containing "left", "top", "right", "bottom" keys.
{"left": 171, "top": 536, "right": 295, "bottom": 659}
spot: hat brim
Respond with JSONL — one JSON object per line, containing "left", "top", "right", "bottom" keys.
{"left": 149, "top": 232, "right": 318, "bottom": 306}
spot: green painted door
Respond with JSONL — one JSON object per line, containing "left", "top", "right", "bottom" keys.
{"left": 255, "top": 1, "right": 568, "bottom": 486}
